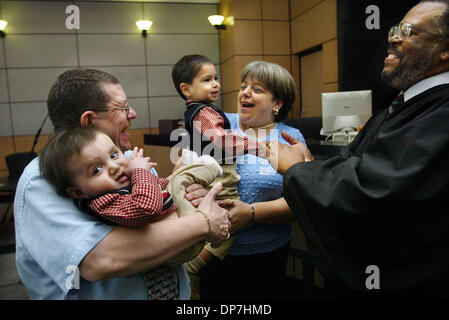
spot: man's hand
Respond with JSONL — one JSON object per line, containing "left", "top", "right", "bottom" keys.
{"left": 197, "top": 183, "right": 231, "bottom": 246}
{"left": 266, "top": 131, "right": 314, "bottom": 175}
{"left": 125, "top": 147, "right": 157, "bottom": 176}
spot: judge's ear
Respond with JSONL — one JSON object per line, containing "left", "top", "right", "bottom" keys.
{"left": 180, "top": 83, "right": 192, "bottom": 99}
{"left": 441, "top": 51, "right": 449, "bottom": 62}
{"left": 66, "top": 187, "right": 87, "bottom": 199}
{"left": 80, "top": 110, "right": 96, "bottom": 127}
{"left": 439, "top": 40, "right": 449, "bottom": 62}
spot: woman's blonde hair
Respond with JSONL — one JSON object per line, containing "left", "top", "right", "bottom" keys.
{"left": 240, "top": 61, "right": 296, "bottom": 121}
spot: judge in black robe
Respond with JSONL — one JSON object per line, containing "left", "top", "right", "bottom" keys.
{"left": 283, "top": 84, "right": 449, "bottom": 297}
{"left": 273, "top": 1, "right": 449, "bottom": 298}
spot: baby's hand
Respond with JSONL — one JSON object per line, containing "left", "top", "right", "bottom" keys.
{"left": 125, "top": 147, "right": 157, "bottom": 175}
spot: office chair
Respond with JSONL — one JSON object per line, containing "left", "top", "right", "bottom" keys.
{"left": 1, "top": 152, "right": 38, "bottom": 224}
{"left": 5, "top": 152, "right": 38, "bottom": 181}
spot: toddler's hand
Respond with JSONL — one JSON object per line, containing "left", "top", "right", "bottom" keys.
{"left": 125, "top": 147, "right": 157, "bottom": 175}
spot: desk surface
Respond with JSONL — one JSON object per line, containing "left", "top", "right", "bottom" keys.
{"left": 306, "top": 139, "right": 347, "bottom": 159}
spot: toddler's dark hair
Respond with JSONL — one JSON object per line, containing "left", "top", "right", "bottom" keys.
{"left": 172, "top": 54, "right": 214, "bottom": 100}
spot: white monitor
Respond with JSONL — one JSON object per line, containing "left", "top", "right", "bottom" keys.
{"left": 321, "top": 90, "right": 372, "bottom": 135}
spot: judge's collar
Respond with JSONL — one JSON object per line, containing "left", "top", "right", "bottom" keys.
{"left": 404, "top": 70, "right": 449, "bottom": 102}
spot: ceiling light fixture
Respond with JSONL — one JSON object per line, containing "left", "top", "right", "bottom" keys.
{"left": 208, "top": 15, "right": 226, "bottom": 30}
{"left": 0, "top": 20, "right": 8, "bottom": 38}
{"left": 136, "top": 20, "right": 152, "bottom": 37}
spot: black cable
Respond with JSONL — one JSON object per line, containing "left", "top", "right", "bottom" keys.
{"left": 28, "top": 113, "right": 48, "bottom": 164}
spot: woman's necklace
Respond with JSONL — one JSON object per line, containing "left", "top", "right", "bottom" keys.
{"left": 241, "top": 121, "right": 276, "bottom": 130}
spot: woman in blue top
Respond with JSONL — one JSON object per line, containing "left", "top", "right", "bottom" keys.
{"left": 187, "top": 61, "right": 306, "bottom": 299}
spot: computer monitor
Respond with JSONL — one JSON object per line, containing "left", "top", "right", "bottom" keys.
{"left": 321, "top": 90, "right": 372, "bottom": 135}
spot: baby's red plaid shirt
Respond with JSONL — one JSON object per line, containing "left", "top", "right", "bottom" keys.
{"left": 88, "top": 168, "right": 177, "bottom": 227}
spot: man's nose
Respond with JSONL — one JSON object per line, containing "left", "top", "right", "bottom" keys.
{"left": 128, "top": 106, "right": 137, "bottom": 119}
{"left": 388, "top": 33, "right": 401, "bottom": 46}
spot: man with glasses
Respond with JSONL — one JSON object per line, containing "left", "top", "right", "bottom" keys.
{"left": 266, "top": 0, "right": 449, "bottom": 297}
{"left": 14, "top": 68, "right": 231, "bottom": 299}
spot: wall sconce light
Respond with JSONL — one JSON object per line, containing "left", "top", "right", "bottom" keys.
{"left": 208, "top": 15, "right": 226, "bottom": 30}
{"left": 136, "top": 20, "right": 152, "bottom": 37}
{"left": 0, "top": 20, "right": 8, "bottom": 38}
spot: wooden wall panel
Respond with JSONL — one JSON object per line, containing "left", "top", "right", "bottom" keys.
{"left": 262, "top": 0, "right": 289, "bottom": 20}
{"left": 291, "top": 0, "right": 337, "bottom": 53}
{"left": 300, "top": 50, "right": 324, "bottom": 118}
{"left": 291, "top": 55, "right": 301, "bottom": 89}
{"left": 219, "top": 21, "right": 235, "bottom": 62}
{"left": 233, "top": 20, "right": 263, "bottom": 55}
{"left": 323, "top": 82, "right": 339, "bottom": 93}
{"left": 323, "top": 39, "right": 339, "bottom": 84}
{"left": 221, "top": 91, "right": 239, "bottom": 114}
{"left": 0, "top": 137, "right": 15, "bottom": 172}
{"left": 231, "top": 0, "right": 262, "bottom": 19}
{"left": 13, "top": 134, "right": 50, "bottom": 154}
{"left": 143, "top": 145, "right": 178, "bottom": 178}
{"left": 129, "top": 128, "right": 152, "bottom": 150}
{"left": 263, "top": 21, "right": 290, "bottom": 55}
{"left": 221, "top": 57, "right": 237, "bottom": 94}
{"left": 290, "top": 0, "right": 323, "bottom": 19}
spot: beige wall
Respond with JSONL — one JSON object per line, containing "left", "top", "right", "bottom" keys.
{"left": 0, "top": 0, "right": 220, "bottom": 177}
{"left": 217, "top": 0, "right": 339, "bottom": 118}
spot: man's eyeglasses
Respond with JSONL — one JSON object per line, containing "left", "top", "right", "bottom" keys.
{"left": 388, "top": 22, "right": 442, "bottom": 42}
{"left": 89, "top": 103, "right": 131, "bottom": 117}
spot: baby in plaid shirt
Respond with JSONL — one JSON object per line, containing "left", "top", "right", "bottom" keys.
{"left": 39, "top": 126, "right": 222, "bottom": 266}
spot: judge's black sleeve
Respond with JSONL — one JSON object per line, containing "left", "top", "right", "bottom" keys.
{"left": 283, "top": 84, "right": 449, "bottom": 297}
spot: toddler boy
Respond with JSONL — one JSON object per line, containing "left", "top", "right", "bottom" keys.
{"left": 172, "top": 54, "right": 266, "bottom": 294}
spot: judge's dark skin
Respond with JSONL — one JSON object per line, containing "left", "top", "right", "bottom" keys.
{"left": 270, "top": 1, "right": 449, "bottom": 174}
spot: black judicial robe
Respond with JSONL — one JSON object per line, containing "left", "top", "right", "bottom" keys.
{"left": 283, "top": 84, "right": 449, "bottom": 297}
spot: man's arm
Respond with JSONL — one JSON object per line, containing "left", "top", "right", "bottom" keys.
{"left": 80, "top": 182, "right": 230, "bottom": 281}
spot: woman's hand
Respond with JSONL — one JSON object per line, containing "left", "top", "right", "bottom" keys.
{"left": 220, "top": 199, "right": 253, "bottom": 234}
{"left": 197, "top": 183, "right": 231, "bottom": 246}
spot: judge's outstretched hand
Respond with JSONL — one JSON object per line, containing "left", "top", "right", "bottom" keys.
{"left": 266, "top": 131, "right": 314, "bottom": 175}
{"left": 197, "top": 182, "right": 231, "bottom": 247}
